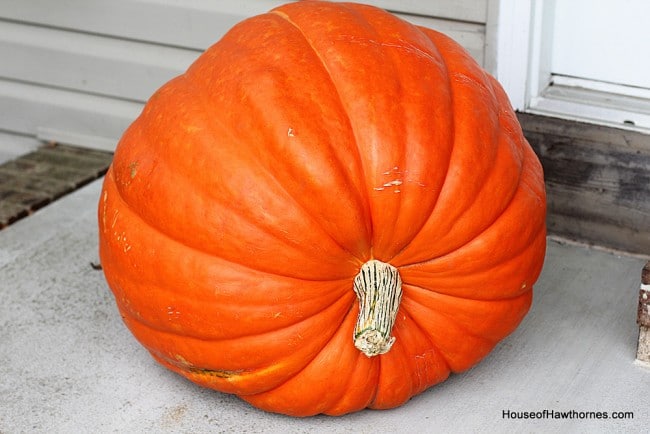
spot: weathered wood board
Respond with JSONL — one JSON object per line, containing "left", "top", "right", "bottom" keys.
{"left": 518, "top": 112, "right": 650, "bottom": 256}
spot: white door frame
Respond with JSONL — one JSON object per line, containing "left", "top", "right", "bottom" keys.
{"left": 492, "top": 0, "right": 650, "bottom": 132}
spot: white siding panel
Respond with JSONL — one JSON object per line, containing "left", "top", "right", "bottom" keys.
{"left": 0, "top": 0, "right": 288, "bottom": 50}
{"left": 0, "top": 0, "right": 488, "bottom": 150}
{"left": 0, "top": 20, "right": 199, "bottom": 101}
{"left": 0, "top": 79, "right": 142, "bottom": 151}
{"left": 402, "top": 15, "right": 484, "bottom": 66}
{"left": 360, "top": 0, "right": 488, "bottom": 23}
{"left": 0, "top": 0, "right": 486, "bottom": 50}
{"left": 0, "top": 131, "right": 42, "bottom": 164}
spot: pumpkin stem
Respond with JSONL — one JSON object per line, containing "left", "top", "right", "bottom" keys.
{"left": 353, "top": 260, "right": 403, "bottom": 357}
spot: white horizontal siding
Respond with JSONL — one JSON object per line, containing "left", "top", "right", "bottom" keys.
{"left": 364, "top": 0, "right": 488, "bottom": 23}
{"left": 0, "top": 131, "right": 41, "bottom": 164}
{"left": 0, "top": 20, "right": 198, "bottom": 101}
{"left": 0, "top": 0, "right": 294, "bottom": 50}
{"left": 0, "top": 0, "right": 487, "bottom": 48}
{"left": 0, "top": 0, "right": 488, "bottom": 151}
{"left": 0, "top": 79, "right": 142, "bottom": 151}
{"left": 402, "top": 15, "right": 484, "bottom": 65}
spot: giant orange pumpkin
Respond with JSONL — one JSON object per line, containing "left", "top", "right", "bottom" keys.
{"left": 98, "top": 1, "right": 546, "bottom": 416}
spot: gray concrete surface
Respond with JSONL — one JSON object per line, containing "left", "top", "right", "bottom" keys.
{"left": 1, "top": 179, "right": 649, "bottom": 433}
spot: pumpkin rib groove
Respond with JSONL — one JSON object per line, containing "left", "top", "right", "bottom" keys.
{"left": 386, "top": 26, "right": 519, "bottom": 265}
{"left": 271, "top": 5, "right": 431, "bottom": 256}
{"left": 110, "top": 182, "right": 350, "bottom": 282}
{"left": 323, "top": 350, "right": 379, "bottom": 415}
{"left": 117, "top": 292, "right": 357, "bottom": 395}
{"left": 181, "top": 75, "right": 365, "bottom": 268}
{"left": 113, "top": 274, "right": 356, "bottom": 341}
{"left": 182, "top": 74, "right": 371, "bottom": 265}
{"left": 403, "top": 283, "right": 532, "bottom": 342}
{"left": 339, "top": 13, "right": 450, "bottom": 258}
{"left": 399, "top": 297, "right": 497, "bottom": 372}
{"left": 268, "top": 8, "right": 375, "bottom": 245}
{"left": 396, "top": 302, "right": 455, "bottom": 372}
{"left": 401, "top": 275, "right": 532, "bottom": 302}
{"left": 380, "top": 27, "right": 455, "bottom": 263}
{"left": 108, "top": 168, "right": 361, "bottom": 283}
{"left": 113, "top": 74, "right": 366, "bottom": 278}
{"left": 394, "top": 149, "right": 538, "bottom": 269}
{"left": 393, "top": 136, "right": 507, "bottom": 266}
{"left": 403, "top": 195, "right": 546, "bottom": 275}
{"left": 113, "top": 280, "right": 352, "bottom": 341}
{"left": 392, "top": 307, "right": 452, "bottom": 386}
{"left": 238, "top": 301, "right": 359, "bottom": 408}
{"left": 375, "top": 29, "right": 473, "bottom": 264}
{"left": 398, "top": 230, "right": 546, "bottom": 302}
{"left": 397, "top": 308, "right": 448, "bottom": 371}
{"left": 384, "top": 23, "right": 459, "bottom": 262}
{"left": 401, "top": 295, "right": 499, "bottom": 347}
{"left": 321, "top": 307, "right": 381, "bottom": 414}
{"left": 398, "top": 185, "right": 545, "bottom": 277}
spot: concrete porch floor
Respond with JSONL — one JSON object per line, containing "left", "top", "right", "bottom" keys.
{"left": 1, "top": 178, "right": 649, "bottom": 433}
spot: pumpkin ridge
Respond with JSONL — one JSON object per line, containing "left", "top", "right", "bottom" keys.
{"left": 179, "top": 76, "right": 370, "bottom": 267}
{"left": 274, "top": 4, "right": 466, "bottom": 261}
{"left": 185, "top": 19, "right": 373, "bottom": 264}
{"left": 396, "top": 231, "right": 545, "bottom": 303}
{"left": 400, "top": 308, "right": 451, "bottom": 373}
{"left": 376, "top": 26, "right": 456, "bottom": 263}
{"left": 113, "top": 274, "right": 357, "bottom": 341}
{"left": 268, "top": 8, "right": 374, "bottom": 239}
{"left": 395, "top": 182, "right": 520, "bottom": 268}
{"left": 239, "top": 300, "right": 361, "bottom": 408}
{"left": 386, "top": 27, "right": 511, "bottom": 264}
{"left": 115, "top": 280, "right": 353, "bottom": 341}
{"left": 108, "top": 165, "right": 362, "bottom": 282}
{"left": 396, "top": 185, "right": 545, "bottom": 279}
{"left": 395, "top": 302, "right": 451, "bottom": 374}
{"left": 400, "top": 262, "right": 536, "bottom": 300}
{"left": 401, "top": 205, "right": 545, "bottom": 275}
{"left": 405, "top": 285, "right": 532, "bottom": 345}
{"left": 252, "top": 157, "right": 368, "bottom": 265}
{"left": 118, "top": 291, "right": 356, "bottom": 395}
{"left": 393, "top": 144, "right": 540, "bottom": 269}
{"left": 330, "top": 340, "right": 381, "bottom": 414}
{"left": 334, "top": 12, "right": 452, "bottom": 258}
{"left": 369, "top": 330, "right": 420, "bottom": 409}
{"left": 399, "top": 296, "right": 498, "bottom": 372}
{"left": 400, "top": 293, "right": 500, "bottom": 346}
{"left": 394, "top": 308, "right": 452, "bottom": 392}
{"left": 425, "top": 73, "right": 535, "bottom": 241}
{"left": 376, "top": 24, "right": 458, "bottom": 260}
{"left": 271, "top": 6, "right": 399, "bottom": 253}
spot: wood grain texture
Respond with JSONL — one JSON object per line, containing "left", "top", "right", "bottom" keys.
{"left": 518, "top": 112, "right": 650, "bottom": 255}
{"left": 0, "top": 144, "right": 112, "bottom": 228}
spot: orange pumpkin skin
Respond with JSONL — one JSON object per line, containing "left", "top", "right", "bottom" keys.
{"left": 98, "top": 1, "right": 546, "bottom": 416}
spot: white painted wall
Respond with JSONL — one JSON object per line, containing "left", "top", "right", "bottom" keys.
{"left": 0, "top": 0, "right": 489, "bottom": 152}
